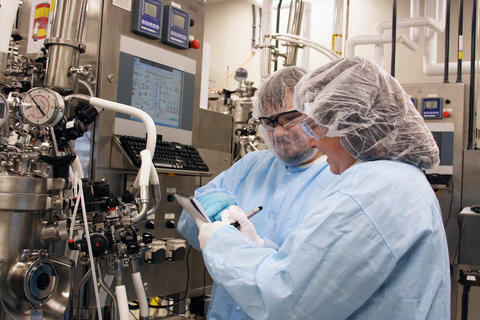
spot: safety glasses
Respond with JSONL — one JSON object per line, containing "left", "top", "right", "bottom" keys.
{"left": 258, "top": 110, "right": 304, "bottom": 131}
{"left": 299, "top": 118, "right": 327, "bottom": 140}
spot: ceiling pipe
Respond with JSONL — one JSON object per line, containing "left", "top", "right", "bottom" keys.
{"left": 259, "top": 0, "right": 273, "bottom": 79}
{"left": 300, "top": 1, "right": 312, "bottom": 69}
{"left": 347, "top": 34, "right": 418, "bottom": 58}
{"left": 410, "top": 0, "right": 422, "bottom": 43}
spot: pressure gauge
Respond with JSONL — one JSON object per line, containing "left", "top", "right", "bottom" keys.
{"left": 234, "top": 68, "right": 248, "bottom": 82}
{"left": 21, "top": 88, "right": 65, "bottom": 126}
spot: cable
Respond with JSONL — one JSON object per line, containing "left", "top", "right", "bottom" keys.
{"left": 178, "top": 245, "right": 192, "bottom": 301}
{"left": 129, "top": 310, "right": 138, "bottom": 320}
{"left": 214, "top": 52, "right": 256, "bottom": 85}
{"left": 79, "top": 180, "right": 103, "bottom": 320}
{"left": 453, "top": 214, "right": 462, "bottom": 264}
{"left": 150, "top": 245, "right": 192, "bottom": 309}
{"left": 444, "top": 180, "right": 455, "bottom": 227}
{"left": 203, "top": 266, "right": 207, "bottom": 297}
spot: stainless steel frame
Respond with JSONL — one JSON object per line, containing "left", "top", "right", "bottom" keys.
{"left": 80, "top": 0, "right": 221, "bottom": 301}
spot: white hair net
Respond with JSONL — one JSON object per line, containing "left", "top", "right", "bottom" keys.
{"left": 294, "top": 57, "right": 439, "bottom": 170}
{"left": 253, "top": 66, "right": 307, "bottom": 118}
{"left": 252, "top": 66, "right": 318, "bottom": 166}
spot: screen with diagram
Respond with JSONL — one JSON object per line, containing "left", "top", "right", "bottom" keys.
{"left": 116, "top": 36, "right": 195, "bottom": 144}
{"left": 131, "top": 57, "right": 182, "bottom": 128}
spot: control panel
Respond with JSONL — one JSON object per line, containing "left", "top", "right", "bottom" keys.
{"left": 402, "top": 83, "right": 465, "bottom": 232}
{"left": 132, "top": 0, "right": 163, "bottom": 39}
{"left": 422, "top": 97, "right": 443, "bottom": 119}
{"left": 161, "top": 5, "right": 190, "bottom": 49}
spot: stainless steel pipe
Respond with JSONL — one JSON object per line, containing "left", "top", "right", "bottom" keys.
{"left": 284, "top": 0, "right": 303, "bottom": 66}
{"left": 44, "top": 0, "right": 88, "bottom": 93}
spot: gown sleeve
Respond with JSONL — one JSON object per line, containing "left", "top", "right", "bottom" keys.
{"left": 177, "top": 153, "right": 255, "bottom": 250}
{"left": 202, "top": 193, "right": 398, "bottom": 320}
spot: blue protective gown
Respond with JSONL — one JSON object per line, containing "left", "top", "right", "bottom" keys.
{"left": 201, "top": 160, "right": 450, "bottom": 320}
{"left": 177, "top": 150, "right": 337, "bottom": 319}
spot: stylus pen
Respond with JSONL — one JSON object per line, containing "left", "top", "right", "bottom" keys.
{"left": 232, "top": 206, "right": 263, "bottom": 228}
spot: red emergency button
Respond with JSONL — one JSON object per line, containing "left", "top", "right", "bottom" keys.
{"left": 190, "top": 39, "right": 200, "bottom": 49}
{"left": 443, "top": 111, "right": 450, "bottom": 118}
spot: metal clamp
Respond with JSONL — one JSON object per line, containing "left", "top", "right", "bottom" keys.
{"left": 44, "top": 38, "right": 86, "bottom": 53}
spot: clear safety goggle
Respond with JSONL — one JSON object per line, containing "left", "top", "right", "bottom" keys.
{"left": 299, "top": 118, "right": 327, "bottom": 140}
{"left": 258, "top": 110, "right": 305, "bottom": 131}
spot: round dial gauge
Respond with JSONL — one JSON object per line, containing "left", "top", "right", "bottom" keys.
{"left": 234, "top": 68, "right": 248, "bottom": 82}
{"left": 21, "top": 88, "right": 65, "bottom": 126}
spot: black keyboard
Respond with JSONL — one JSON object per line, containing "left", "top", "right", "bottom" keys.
{"left": 425, "top": 174, "right": 452, "bottom": 186}
{"left": 119, "top": 135, "right": 209, "bottom": 172}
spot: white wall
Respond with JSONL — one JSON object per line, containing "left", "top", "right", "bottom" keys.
{"left": 204, "top": 0, "right": 261, "bottom": 90}
{"left": 204, "top": 0, "right": 477, "bottom": 87}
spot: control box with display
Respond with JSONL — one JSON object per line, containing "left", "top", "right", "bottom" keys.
{"left": 161, "top": 5, "right": 189, "bottom": 49}
{"left": 422, "top": 97, "right": 443, "bottom": 119}
{"left": 132, "top": 0, "right": 162, "bottom": 39}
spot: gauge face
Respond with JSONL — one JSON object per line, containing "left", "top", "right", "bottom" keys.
{"left": 234, "top": 67, "right": 248, "bottom": 82}
{"left": 21, "top": 88, "right": 64, "bottom": 126}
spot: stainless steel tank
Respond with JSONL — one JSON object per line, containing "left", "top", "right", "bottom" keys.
{"left": 0, "top": 175, "right": 72, "bottom": 319}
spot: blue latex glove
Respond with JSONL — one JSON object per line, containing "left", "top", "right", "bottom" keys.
{"left": 196, "top": 192, "right": 237, "bottom": 222}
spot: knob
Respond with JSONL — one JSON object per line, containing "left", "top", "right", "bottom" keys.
{"left": 90, "top": 234, "right": 109, "bottom": 257}
{"left": 142, "top": 232, "right": 154, "bottom": 244}
{"left": 167, "top": 194, "right": 175, "bottom": 202}
{"left": 166, "top": 220, "right": 176, "bottom": 229}
{"left": 151, "top": 249, "right": 166, "bottom": 263}
{"left": 145, "top": 220, "right": 155, "bottom": 229}
{"left": 127, "top": 244, "right": 140, "bottom": 255}
{"left": 443, "top": 111, "right": 450, "bottom": 118}
{"left": 106, "top": 195, "right": 120, "bottom": 208}
{"left": 68, "top": 239, "right": 76, "bottom": 250}
{"left": 172, "top": 247, "right": 186, "bottom": 261}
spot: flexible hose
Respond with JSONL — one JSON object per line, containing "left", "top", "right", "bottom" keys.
{"left": 115, "top": 285, "right": 129, "bottom": 320}
{"left": 131, "top": 271, "right": 149, "bottom": 319}
{"left": 68, "top": 175, "right": 81, "bottom": 240}
{"left": 146, "top": 183, "right": 162, "bottom": 218}
{"left": 133, "top": 159, "right": 160, "bottom": 223}
{"left": 89, "top": 97, "right": 156, "bottom": 155}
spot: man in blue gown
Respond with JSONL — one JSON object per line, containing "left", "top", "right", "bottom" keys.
{"left": 177, "top": 66, "right": 337, "bottom": 319}
{"left": 196, "top": 57, "right": 450, "bottom": 319}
